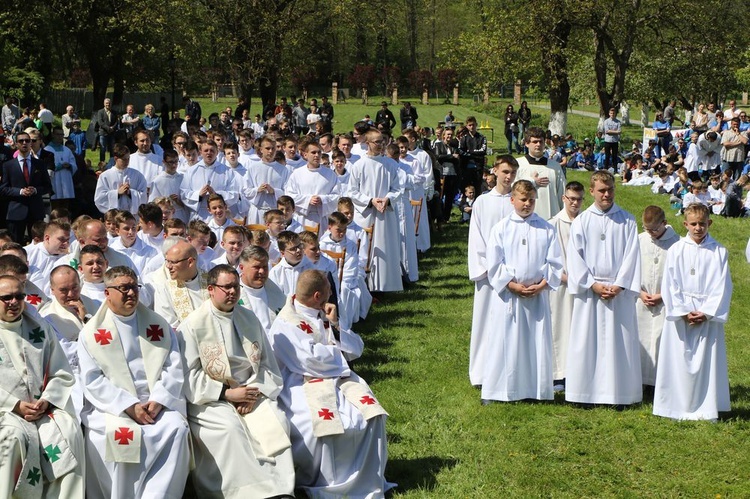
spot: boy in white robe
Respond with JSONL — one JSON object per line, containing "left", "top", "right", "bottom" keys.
{"left": 108, "top": 211, "right": 159, "bottom": 277}
{"left": 128, "top": 130, "right": 162, "bottom": 189}
{"left": 320, "top": 212, "right": 371, "bottom": 326}
{"left": 94, "top": 144, "right": 148, "bottom": 216}
{"left": 149, "top": 150, "right": 189, "bottom": 223}
{"left": 178, "top": 265, "right": 295, "bottom": 497}
{"left": 467, "top": 155, "right": 519, "bottom": 386}
{"left": 285, "top": 137, "right": 339, "bottom": 231}
{"left": 269, "top": 231, "right": 314, "bottom": 296}
{"left": 277, "top": 196, "right": 304, "bottom": 234}
{"left": 404, "top": 129, "right": 434, "bottom": 252}
{"left": 653, "top": 204, "right": 732, "bottom": 421}
{"left": 238, "top": 246, "right": 286, "bottom": 334}
{"left": 244, "top": 136, "right": 291, "bottom": 224}
{"left": 27, "top": 220, "right": 71, "bottom": 295}
{"left": 180, "top": 140, "right": 242, "bottom": 222}
{"left": 206, "top": 193, "right": 238, "bottom": 243}
{"left": 482, "top": 180, "right": 563, "bottom": 402}
{"left": 137, "top": 202, "right": 166, "bottom": 254}
{"left": 348, "top": 130, "right": 403, "bottom": 292}
{"left": 392, "top": 139, "right": 419, "bottom": 283}
{"left": 0, "top": 275, "right": 85, "bottom": 499}
{"left": 78, "top": 245, "right": 108, "bottom": 307}
{"left": 637, "top": 206, "right": 680, "bottom": 387}
{"left": 337, "top": 197, "right": 372, "bottom": 319}
{"left": 548, "top": 181, "right": 584, "bottom": 389}
{"left": 270, "top": 270, "right": 393, "bottom": 497}
{"left": 78, "top": 267, "right": 190, "bottom": 498}
{"left": 565, "top": 171, "right": 643, "bottom": 406}
{"left": 209, "top": 225, "right": 248, "bottom": 271}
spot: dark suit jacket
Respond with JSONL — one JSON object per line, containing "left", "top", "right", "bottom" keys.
{"left": 0, "top": 156, "right": 52, "bottom": 221}
{"left": 95, "top": 107, "right": 119, "bottom": 136}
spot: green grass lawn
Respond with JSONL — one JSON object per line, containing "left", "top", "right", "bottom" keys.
{"left": 353, "top": 171, "right": 750, "bottom": 497}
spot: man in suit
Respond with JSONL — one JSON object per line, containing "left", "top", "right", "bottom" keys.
{"left": 95, "top": 98, "right": 119, "bottom": 163}
{"left": 0, "top": 131, "right": 52, "bottom": 243}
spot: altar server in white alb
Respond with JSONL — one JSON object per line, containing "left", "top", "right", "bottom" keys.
{"left": 271, "top": 270, "right": 393, "bottom": 497}
{"left": 483, "top": 180, "right": 563, "bottom": 402}
{"left": 467, "top": 155, "right": 518, "bottom": 386}
{"left": 285, "top": 137, "right": 339, "bottom": 232}
{"left": 547, "top": 180, "right": 584, "bottom": 389}
{"left": 78, "top": 266, "right": 190, "bottom": 498}
{"left": 244, "top": 136, "right": 292, "bottom": 224}
{"left": 180, "top": 139, "right": 242, "bottom": 222}
{"left": 636, "top": 205, "right": 679, "bottom": 387}
{"left": 565, "top": 171, "right": 643, "bottom": 406}
{"left": 94, "top": 144, "right": 148, "bottom": 216}
{"left": 178, "top": 265, "right": 295, "bottom": 497}
{"left": 348, "top": 129, "right": 403, "bottom": 292}
{"left": 654, "top": 204, "right": 732, "bottom": 421}
{"left": 0, "top": 275, "right": 85, "bottom": 498}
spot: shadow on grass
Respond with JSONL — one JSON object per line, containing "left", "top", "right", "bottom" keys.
{"left": 722, "top": 384, "right": 750, "bottom": 421}
{"left": 386, "top": 455, "right": 459, "bottom": 494}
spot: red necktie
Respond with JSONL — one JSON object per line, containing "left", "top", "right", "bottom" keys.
{"left": 23, "top": 158, "right": 30, "bottom": 184}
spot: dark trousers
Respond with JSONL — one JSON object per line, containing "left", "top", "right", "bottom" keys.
{"left": 604, "top": 142, "right": 619, "bottom": 171}
{"left": 98, "top": 135, "right": 113, "bottom": 162}
{"left": 442, "top": 174, "right": 460, "bottom": 222}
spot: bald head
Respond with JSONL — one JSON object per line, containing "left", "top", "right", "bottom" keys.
{"left": 82, "top": 220, "right": 109, "bottom": 251}
{"left": 165, "top": 241, "right": 198, "bottom": 281}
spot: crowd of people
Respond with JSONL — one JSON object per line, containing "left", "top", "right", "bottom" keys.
{"left": 0, "top": 93, "right": 469, "bottom": 498}
{"left": 0, "top": 93, "right": 740, "bottom": 496}
{"left": 468, "top": 120, "right": 733, "bottom": 423}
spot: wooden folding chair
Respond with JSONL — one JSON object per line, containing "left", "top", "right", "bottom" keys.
{"left": 231, "top": 217, "right": 246, "bottom": 226}
{"left": 363, "top": 223, "right": 375, "bottom": 275}
{"left": 321, "top": 247, "right": 347, "bottom": 285}
{"left": 303, "top": 223, "right": 320, "bottom": 236}
{"left": 410, "top": 198, "right": 423, "bottom": 236}
{"left": 245, "top": 223, "right": 267, "bottom": 231}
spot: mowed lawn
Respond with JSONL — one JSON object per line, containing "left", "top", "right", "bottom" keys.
{"left": 80, "top": 96, "right": 750, "bottom": 496}
{"left": 360, "top": 170, "right": 750, "bottom": 497}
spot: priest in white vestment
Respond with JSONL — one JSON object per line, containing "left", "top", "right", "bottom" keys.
{"left": 270, "top": 270, "right": 393, "bottom": 497}
{"left": 636, "top": 206, "right": 680, "bottom": 386}
{"left": 0, "top": 275, "right": 85, "bottom": 499}
{"left": 565, "top": 172, "right": 642, "bottom": 405}
{"left": 180, "top": 141, "right": 241, "bottom": 221}
{"left": 238, "top": 246, "right": 286, "bottom": 334}
{"left": 94, "top": 144, "right": 148, "bottom": 216}
{"left": 39, "top": 265, "right": 99, "bottom": 418}
{"left": 128, "top": 130, "right": 163, "bottom": 189}
{"left": 654, "top": 205, "right": 732, "bottom": 420}
{"left": 285, "top": 140, "right": 339, "bottom": 232}
{"left": 548, "top": 181, "right": 584, "bottom": 384}
{"left": 483, "top": 181, "right": 563, "bottom": 402}
{"left": 78, "top": 267, "right": 190, "bottom": 498}
{"left": 467, "top": 155, "right": 518, "bottom": 386}
{"left": 348, "top": 130, "right": 403, "bottom": 292}
{"left": 515, "top": 128, "right": 566, "bottom": 220}
{"left": 152, "top": 241, "right": 209, "bottom": 329}
{"left": 178, "top": 265, "right": 295, "bottom": 497}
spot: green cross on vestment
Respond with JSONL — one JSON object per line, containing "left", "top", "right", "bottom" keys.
{"left": 27, "top": 467, "right": 41, "bottom": 486}
{"left": 29, "top": 327, "right": 45, "bottom": 344}
{"left": 238, "top": 298, "right": 245, "bottom": 305}
{"left": 69, "top": 258, "right": 79, "bottom": 268}
{"left": 44, "top": 444, "right": 62, "bottom": 463}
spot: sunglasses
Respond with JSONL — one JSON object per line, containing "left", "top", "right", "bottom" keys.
{"left": 0, "top": 293, "right": 26, "bottom": 303}
{"left": 17, "top": 138, "right": 30, "bottom": 143}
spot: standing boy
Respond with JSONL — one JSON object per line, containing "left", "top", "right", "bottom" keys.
{"left": 653, "top": 204, "right": 732, "bottom": 420}
{"left": 467, "top": 155, "right": 519, "bottom": 386}
{"left": 565, "top": 171, "right": 643, "bottom": 406}
{"left": 548, "top": 181, "right": 584, "bottom": 390}
{"left": 482, "top": 180, "right": 563, "bottom": 402}
{"left": 637, "top": 206, "right": 680, "bottom": 388}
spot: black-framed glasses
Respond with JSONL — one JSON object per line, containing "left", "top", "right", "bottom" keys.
{"left": 212, "top": 282, "right": 239, "bottom": 293}
{"left": 0, "top": 293, "right": 26, "bottom": 303}
{"left": 165, "top": 256, "right": 191, "bottom": 266}
{"left": 106, "top": 284, "right": 141, "bottom": 294}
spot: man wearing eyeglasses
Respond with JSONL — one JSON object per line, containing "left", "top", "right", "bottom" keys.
{"left": 0, "top": 131, "right": 53, "bottom": 244}
{"left": 78, "top": 266, "right": 190, "bottom": 498}
{"left": 0, "top": 274, "right": 85, "bottom": 497}
{"left": 177, "top": 264, "right": 295, "bottom": 497}
{"left": 152, "top": 240, "right": 209, "bottom": 329}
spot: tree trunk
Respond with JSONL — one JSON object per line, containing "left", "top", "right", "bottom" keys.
{"left": 541, "top": 19, "right": 571, "bottom": 136}
{"left": 111, "top": 49, "right": 125, "bottom": 107}
{"left": 593, "top": 31, "right": 610, "bottom": 117}
{"left": 406, "top": 0, "right": 418, "bottom": 72}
